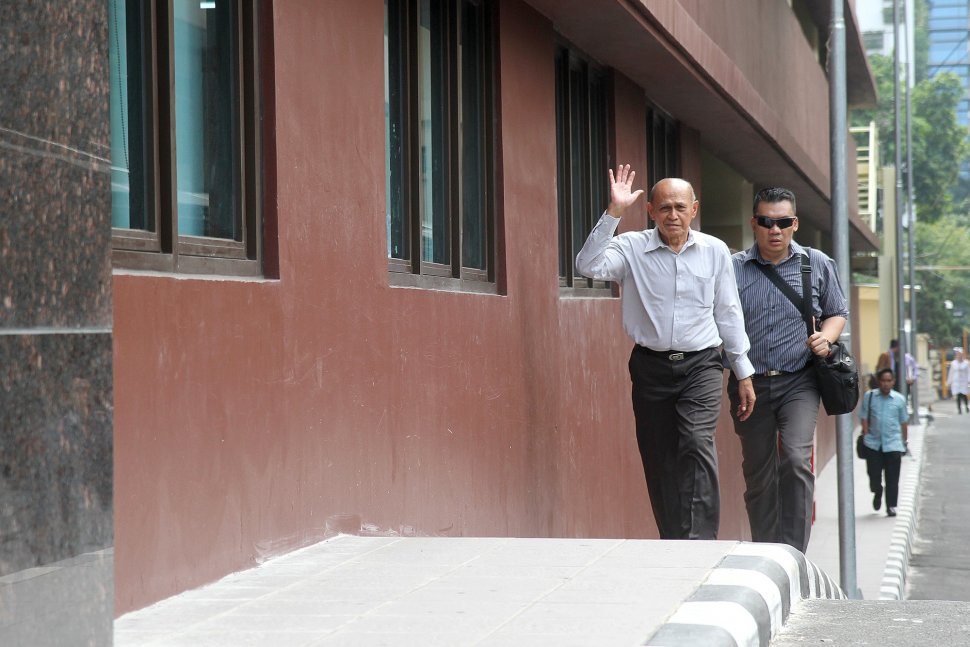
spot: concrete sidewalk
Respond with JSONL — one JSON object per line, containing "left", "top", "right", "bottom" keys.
{"left": 114, "top": 536, "right": 842, "bottom": 647}
{"left": 114, "top": 419, "right": 926, "bottom": 647}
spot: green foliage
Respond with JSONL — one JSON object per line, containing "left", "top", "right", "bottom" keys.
{"left": 911, "top": 73, "right": 970, "bottom": 221}
{"left": 851, "top": 62, "right": 970, "bottom": 223}
{"left": 913, "top": 0, "right": 929, "bottom": 83}
{"left": 915, "top": 218, "right": 970, "bottom": 347}
{"left": 853, "top": 0, "right": 970, "bottom": 350}
{"left": 851, "top": 54, "right": 896, "bottom": 164}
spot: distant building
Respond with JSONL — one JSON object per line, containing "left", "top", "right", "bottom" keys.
{"left": 927, "top": 1, "right": 970, "bottom": 127}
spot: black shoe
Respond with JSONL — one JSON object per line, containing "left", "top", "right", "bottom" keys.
{"left": 873, "top": 489, "right": 882, "bottom": 511}
{"left": 887, "top": 507, "right": 897, "bottom": 517}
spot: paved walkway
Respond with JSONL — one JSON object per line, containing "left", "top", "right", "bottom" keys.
{"left": 114, "top": 418, "right": 927, "bottom": 646}
{"left": 806, "top": 419, "right": 924, "bottom": 600}
{"left": 115, "top": 537, "right": 842, "bottom": 647}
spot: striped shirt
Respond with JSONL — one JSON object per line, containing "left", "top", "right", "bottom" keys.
{"left": 576, "top": 214, "right": 754, "bottom": 379}
{"left": 732, "top": 241, "right": 848, "bottom": 374}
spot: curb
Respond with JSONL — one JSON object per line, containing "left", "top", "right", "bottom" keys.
{"left": 879, "top": 421, "right": 925, "bottom": 600}
{"left": 645, "top": 542, "right": 844, "bottom": 647}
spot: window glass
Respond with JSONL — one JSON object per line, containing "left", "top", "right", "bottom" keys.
{"left": 554, "top": 50, "right": 568, "bottom": 279}
{"left": 109, "top": 0, "right": 147, "bottom": 230}
{"left": 555, "top": 46, "right": 609, "bottom": 289}
{"left": 173, "top": 0, "right": 238, "bottom": 240}
{"left": 108, "top": 0, "right": 263, "bottom": 274}
{"left": 384, "top": 0, "right": 495, "bottom": 284}
{"left": 418, "top": 0, "right": 448, "bottom": 265}
{"left": 460, "top": 0, "right": 485, "bottom": 271}
{"left": 385, "top": 0, "right": 408, "bottom": 260}
{"left": 647, "top": 108, "right": 679, "bottom": 191}
{"left": 568, "top": 64, "right": 588, "bottom": 265}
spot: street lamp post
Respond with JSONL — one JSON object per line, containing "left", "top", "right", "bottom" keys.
{"left": 830, "top": 0, "right": 859, "bottom": 599}
{"left": 893, "top": 0, "right": 910, "bottom": 409}
{"left": 904, "top": 0, "right": 919, "bottom": 424}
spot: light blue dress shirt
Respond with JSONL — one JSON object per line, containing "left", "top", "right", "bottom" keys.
{"left": 859, "top": 389, "right": 908, "bottom": 453}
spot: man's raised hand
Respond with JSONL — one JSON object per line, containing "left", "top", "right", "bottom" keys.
{"left": 607, "top": 164, "right": 645, "bottom": 217}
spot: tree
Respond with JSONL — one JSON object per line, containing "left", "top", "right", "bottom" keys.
{"left": 851, "top": 63, "right": 970, "bottom": 223}
{"left": 910, "top": 73, "right": 970, "bottom": 221}
{"left": 851, "top": 0, "right": 970, "bottom": 351}
{"left": 851, "top": 54, "right": 896, "bottom": 165}
{"left": 915, "top": 217, "right": 970, "bottom": 348}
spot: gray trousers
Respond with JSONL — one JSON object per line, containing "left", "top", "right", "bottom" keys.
{"left": 729, "top": 367, "right": 819, "bottom": 553}
{"left": 629, "top": 346, "right": 723, "bottom": 540}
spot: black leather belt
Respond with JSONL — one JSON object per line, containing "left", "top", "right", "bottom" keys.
{"left": 636, "top": 346, "right": 715, "bottom": 361}
{"left": 754, "top": 364, "right": 812, "bottom": 378}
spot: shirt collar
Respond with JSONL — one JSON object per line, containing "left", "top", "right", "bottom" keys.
{"left": 644, "top": 227, "right": 700, "bottom": 253}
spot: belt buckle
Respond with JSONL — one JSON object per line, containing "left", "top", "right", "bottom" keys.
{"left": 668, "top": 352, "right": 685, "bottom": 361}
{"left": 765, "top": 369, "right": 782, "bottom": 377}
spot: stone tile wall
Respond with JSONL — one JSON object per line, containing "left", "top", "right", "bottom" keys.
{"left": 0, "top": 2, "right": 114, "bottom": 644}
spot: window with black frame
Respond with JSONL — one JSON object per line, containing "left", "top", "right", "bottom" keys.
{"left": 108, "top": 0, "right": 263, "bottom": 275}
{"left": 384, "top": 0, "right": 496, "bottom": 289}
{"left": 555, "top": 45, "right": 609, "bottom": 291}
{"left": 647, "top": 107, "right": 679, "bottom": 193}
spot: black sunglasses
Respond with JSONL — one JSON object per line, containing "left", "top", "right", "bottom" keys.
{"left": 755, "top": 216, "right": 796, "bottom": 229}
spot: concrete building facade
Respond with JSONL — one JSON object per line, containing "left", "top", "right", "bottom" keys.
{"left": 2, "top": 1, "right": 879, "bottom": 635}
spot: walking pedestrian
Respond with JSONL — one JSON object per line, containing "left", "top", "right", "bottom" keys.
{"left": 728, "top": 187, "right": 847, "bottom": 552}
{"left": 860, "top": 368, "right": 908, "bottom": 517}
{"left": 948, "top": 349, "right": 970, "bottom": 414}
{"left": 575, "top": 165, "right": 755, "bottom": 540}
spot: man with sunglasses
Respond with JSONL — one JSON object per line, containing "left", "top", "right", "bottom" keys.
{"left": 729, "top": 187, "right": 848, "bottom": 553}
{"left": 576, "top": 165, "right": 756, "bottom": 541}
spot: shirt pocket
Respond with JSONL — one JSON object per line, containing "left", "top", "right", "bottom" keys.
{"left": 681, "top": 265, "right": 715, "bottom": 310}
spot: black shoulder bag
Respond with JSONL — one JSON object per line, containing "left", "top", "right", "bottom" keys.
{"left": 754, "top": 252, "right": 860, "bottom": 415}
{"left": 856, "top": 391, "right": 876, "bottom": 459}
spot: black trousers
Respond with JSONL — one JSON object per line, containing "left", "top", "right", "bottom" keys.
{"left": 866, "top": 451, "right": 903, "bottom": 508}
{"left": 629, "top": 346, "right": 723, "bottom": 540}
{"left": 728, "top": 367, "right": 819, "bottom": 554}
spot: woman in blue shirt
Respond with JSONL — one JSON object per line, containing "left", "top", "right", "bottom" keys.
{"left": 859, "top": 368, "right": 909, "bottom": 517}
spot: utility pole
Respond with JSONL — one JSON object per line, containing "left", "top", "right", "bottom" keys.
{"left": 830, "top": 0, "right": 859, "bottom": 599}
{"left": 894, "top": 0, "right": 909, "bottom": 407}
{"left": 904, "top": 0, "right": 919, "bottom": 423}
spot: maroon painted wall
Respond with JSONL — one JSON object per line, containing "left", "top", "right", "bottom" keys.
{"left": 114, "top": 0, "right": 837, "bottom": 613}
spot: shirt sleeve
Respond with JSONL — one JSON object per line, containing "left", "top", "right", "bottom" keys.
{"left": 908, "top": 355, "right": 919, "bottom": 380}
{"left": 815, "top": 252, "right": 849, "bottom": 319}
{"left": 712, "top": 246, "right": 755, "bottom": 380}
{"left": 859, "top": 391, "right": 869, "bottom": 420}
{"left": 575, "top": 213, "right": 628, "bottom": 282}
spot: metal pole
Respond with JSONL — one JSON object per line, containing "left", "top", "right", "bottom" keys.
{"left": 894, "top": 0, "right": 909, "bottom": 407}
{"left": 830, "top": 0, "right": 859, "bottom": 599}
{"left": 904, "top": 0, "right": 919, "bottom": 423}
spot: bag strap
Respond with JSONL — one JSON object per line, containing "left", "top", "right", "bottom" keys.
{"left": 866, "top": 390, "right": 873, "bottom": 427}
{"left": 752, "top": 252, "right": 814, "bottom": 336}
{"left": 867, "top": 390, "right": 883, "bottom": 450}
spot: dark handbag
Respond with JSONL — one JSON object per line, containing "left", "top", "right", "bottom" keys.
{"left": 754, "top": 251, "right": 860, "bottom": 415}
{"left": 814, "top": 339, "right": 861, "bottom": 415}
{"left": 856, "top": 392, "right": 875, "bottom": 459}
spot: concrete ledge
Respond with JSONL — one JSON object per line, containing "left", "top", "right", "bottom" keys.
{"left": 645, "top": 542, "right": 844, "bottom": 647}
{"left": 879, "top": 425, "right": 924, "bottom": 600}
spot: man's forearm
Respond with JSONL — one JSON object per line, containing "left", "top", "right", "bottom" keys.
{"left": 819, "top": 316, "right": 847, "bottom": 344}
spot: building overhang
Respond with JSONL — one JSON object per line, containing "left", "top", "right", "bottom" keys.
{"left": 802, "top": 0, "right": 880, "bottom": 108}
{"left": 524, "top": 0, "right": 880, "bottom": 253}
